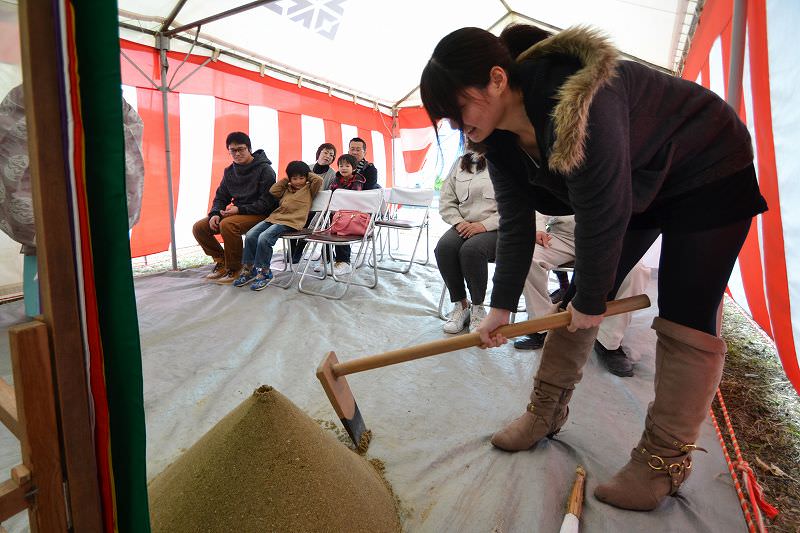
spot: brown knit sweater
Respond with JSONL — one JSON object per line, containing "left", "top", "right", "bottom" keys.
{"left": 266, "top": 173, "right": 323, "bottom": 230}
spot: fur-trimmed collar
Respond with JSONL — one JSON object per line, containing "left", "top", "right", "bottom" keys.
{"left": 518, "top": 26, "right": 619, "bottom": 175}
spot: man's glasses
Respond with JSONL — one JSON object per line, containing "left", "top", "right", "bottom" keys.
{"left": 228, "top": 147, "right": 248, "bottom": 155}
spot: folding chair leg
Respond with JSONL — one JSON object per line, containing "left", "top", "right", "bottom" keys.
{"left": 378, "top": 220, "right": 428, "bottom": 274}
{"left": 438, "top": 283, "right": 448, "bottom": 320}
{"left": 300, "top": 238, "right": 378, "bottom": 300}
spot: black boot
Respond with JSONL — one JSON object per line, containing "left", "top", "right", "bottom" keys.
{"left": 594, "top": 340, "right": 634, "bottom": 377}
{"left": 514, "top": 332, "right": 546, "bottom": 350}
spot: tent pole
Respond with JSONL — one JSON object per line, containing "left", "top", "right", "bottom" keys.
{"left": 727, "top": 0, "right": 748, "bottom": 108}
{"left": 720, "top": 0, "right": 747, "bottom": 336}
{"left": 160, "top": 0, "right": 189, "bottom": 33}
{"left": 391, "top": 107, "right": 397, "bottom": 188}
{"left": 164, "top": 0, "right": 278, "bottom": 37}
{"left": 158, "top": 35, "right": 179, "bottom": 270}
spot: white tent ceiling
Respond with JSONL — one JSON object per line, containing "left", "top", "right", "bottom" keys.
{"left": 118, "top": 0, "right": 700, "bottom": 108}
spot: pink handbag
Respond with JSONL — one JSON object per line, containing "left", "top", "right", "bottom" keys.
{"left": 329, "top": 210, "right": 371, "bottom": 236}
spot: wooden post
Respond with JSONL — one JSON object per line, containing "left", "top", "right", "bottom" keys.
{"left": 0, "top": 479, "right": 27, "bottom": 523}
{"left": 17, "top": 1, "right": 103, "bottom": 530}
{"left": 9, "top": 321, "right": 68, "bottom": 532}
{"left": 0, "top": 378, "right": 18, "bottom": 438}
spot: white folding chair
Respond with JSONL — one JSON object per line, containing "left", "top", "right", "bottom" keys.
{"left": 297, "top": 189, "right": 384, "bottom": 300}
{"left": 270, "top": 190, "right": 333, "bottom": 289}
{"left": 371, "top": 187, "right": 434, "bottom": 274}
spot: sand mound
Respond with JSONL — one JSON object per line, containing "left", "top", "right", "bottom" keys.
{"left": 149, "top": 386, "right": 400, "bottom": 532}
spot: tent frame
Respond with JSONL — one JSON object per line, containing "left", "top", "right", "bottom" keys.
{"left": 117, "top": 0, "right": 703, "bottom": 269}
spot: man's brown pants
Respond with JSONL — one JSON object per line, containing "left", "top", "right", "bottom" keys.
{"left": 192, "top": 215, "right": 264, "bottom": 271}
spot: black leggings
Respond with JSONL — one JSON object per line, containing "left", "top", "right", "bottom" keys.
{"left": 563, "top": 218, "right": 752, "bottom": 335}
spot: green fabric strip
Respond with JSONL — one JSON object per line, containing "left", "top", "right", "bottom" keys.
{"left": 72, "top": 0, "right": 151, "bottom": 530}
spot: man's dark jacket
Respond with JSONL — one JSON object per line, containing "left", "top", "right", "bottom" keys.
{"left": 208, "top": 149, "right": 277, "bottom": 218}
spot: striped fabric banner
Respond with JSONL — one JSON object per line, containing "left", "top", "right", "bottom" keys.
{"left": 397, "top": 106, "right": 437, "bottom": 180}
{"left": 119, "top": 40, "right": 396, "bottom": 258}
{"left": 62, "top": 1, "right": 150, "bottom": 531}
{"left": 683, "top": 0, "right": 799, "bottom": 393}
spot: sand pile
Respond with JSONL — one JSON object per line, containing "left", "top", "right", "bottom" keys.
{"left": 148, "top": 385, "right": 400, "bottom": 532}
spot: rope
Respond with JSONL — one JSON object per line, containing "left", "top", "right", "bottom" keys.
{"left": 710, "top": 387, "right": 779, "bottom": 533}
{"left": 716, "top": 389, "right": 780, "bottom": 521}
{"left": 709, "top": 405, "right": 757, "bottom": 532}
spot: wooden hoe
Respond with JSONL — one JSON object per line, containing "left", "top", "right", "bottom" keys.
{"left": 316, "top": 294, "right": 651, "bottom": 451}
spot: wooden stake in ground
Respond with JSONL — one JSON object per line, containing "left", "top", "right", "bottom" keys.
{"left": 559, "top": 466, "right": 586, "bottom": 533}
{"left": 317, "top": 295, "right": 651, "bottom": 450}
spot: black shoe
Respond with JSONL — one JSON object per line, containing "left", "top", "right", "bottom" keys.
{"left": 594, "top": 340, "right": 634, "bottom": 377}
{"left": 549, "top": 288, "right": 563, "bottom": 304}
{"left": 513, "top": 332, "right": 546, "bottom": 350}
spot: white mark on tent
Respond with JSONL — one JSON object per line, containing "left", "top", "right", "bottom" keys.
{"left": 264, "top": 0, "right": 345, "bottom": 40}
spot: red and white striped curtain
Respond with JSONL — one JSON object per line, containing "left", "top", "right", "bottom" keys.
{"left": 120, "top": 40, "right": 394, "bottom": 258}
{"left": 396, "top": 106, "right": 436, "bottom": 179}
{"left": 682, "top": 0, "right": 799, "bottom": 393}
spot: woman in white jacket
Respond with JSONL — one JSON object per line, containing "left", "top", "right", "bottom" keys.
{"left": 436, "top": 152, "right": 500, "bottom": 333}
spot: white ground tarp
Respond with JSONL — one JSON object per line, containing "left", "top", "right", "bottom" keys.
{"left": 1, "top": 237, "right": 746, "bottom": 532}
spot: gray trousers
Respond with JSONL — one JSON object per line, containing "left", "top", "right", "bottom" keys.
{"left": 435, "top": 227, "right": 497, "bottom": 305}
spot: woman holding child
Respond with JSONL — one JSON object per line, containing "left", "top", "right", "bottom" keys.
{"left": 314, "top": 153, "right": 366, "bottom": 276}
{"left": 420, "top": 24, "right": 767, "bottom": 511}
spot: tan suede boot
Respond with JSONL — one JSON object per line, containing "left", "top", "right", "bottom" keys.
{"left": 594, "top": 317, "right": 726, "bottom": 510}
{"left": 491, "top": 325, "right": 598, "bottom": 451}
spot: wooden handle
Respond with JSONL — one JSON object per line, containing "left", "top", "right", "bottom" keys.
{"left": 566, "top": 466, "right": 586, "bottom": 518}
{"left": 333, "top": 294, "right": 650, "bottom": 377}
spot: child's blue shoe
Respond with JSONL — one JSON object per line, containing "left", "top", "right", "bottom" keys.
{"left": 250, "top": 269, "right": 274, "bottom": 291}
{"left": 233, "top": 266, "right": 258, "bottom": 287}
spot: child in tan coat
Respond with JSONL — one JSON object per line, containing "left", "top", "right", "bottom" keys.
{"left": 234, "top": 161, "right": 322, "bottom": 291}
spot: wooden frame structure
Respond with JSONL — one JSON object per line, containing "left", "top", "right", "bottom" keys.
{"left": 0, "top": 1, "right": 105, "bottom": 530}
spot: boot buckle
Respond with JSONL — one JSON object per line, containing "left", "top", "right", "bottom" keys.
{"left": 643, "top": 448, "right": 690, "bottom": 476}
{"left": 678, "top": 443, "right": 707, "bottom": 454}
{"left": 646, "top": 453, "right": 666, "bottom": 471}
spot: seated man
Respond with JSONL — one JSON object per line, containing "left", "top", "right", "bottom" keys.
{"left": 192, "top": 131, "right": 277, "bottom": 283}
{"left": 516, "top": 213, "right": 650, "bottom": 377}
{"left": 347, "top": 137, "right": 380, "bottom": 190}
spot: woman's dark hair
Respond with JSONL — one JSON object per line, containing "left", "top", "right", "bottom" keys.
{"left": 459, "top": 152, "right": 487, "bottom": 173}
{"left": 285, "top": 160, "right": 311, "bottom": 178}
{"left": 420, "top": 27, "right": 512, "bottom": 130}
{"left": 315, "top": 142, "right": 337, "bottom": 160}
{"left": 225, "top": 131, "right": 252, "bottom": 151}
{"left": 420, "top": 24, "right": 551, "bottom": 130}
{"left": 337, "top": 153, "right": 358, "bottom": 168}
{"left": 499, "top": 24, "right": 552, "bottom": 59}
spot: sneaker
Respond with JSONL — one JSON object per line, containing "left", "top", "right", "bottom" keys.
{"left": 232, "top": 266, "right": 258, "bottom": 287}
{"left": 594, "top": 340, "right": 634, "bottom": 377}
{"left": 333, "top": 261, "right": 352, "bottom": 276}
{"left": 443, "top": 304, "right": 470, "bottom": 334}
{"left": 313, "top": 262, "right": 330, "bottom": 274}
{"left": 469, "top": 304, "right": 487, "bottom": 332}
{"left": 215, "top": 267, "right": 242, "bottom": 284}
{"left": 513, "top": 332, "right": 547, "bottom": 350}
{"left": 204, "top": 262, "right": 226, "bottom": 280}
{"left": 250, "top": 269, "right": 274, "bottom": 291}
